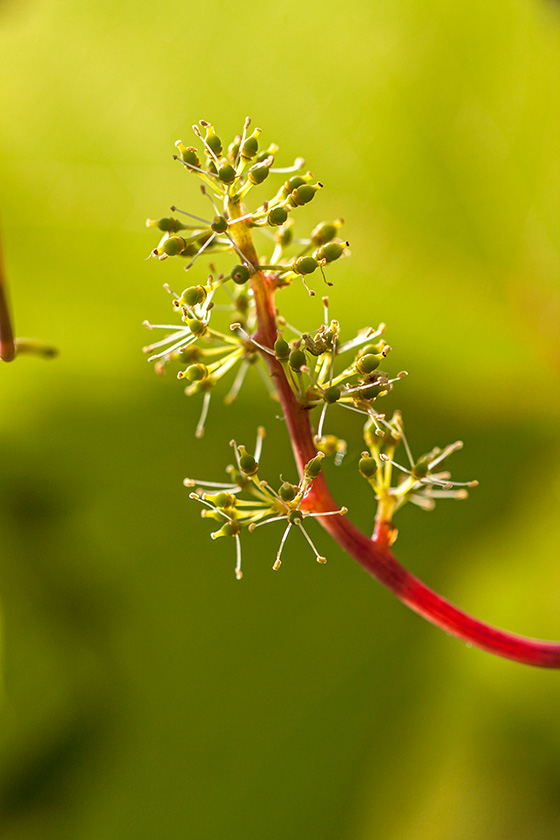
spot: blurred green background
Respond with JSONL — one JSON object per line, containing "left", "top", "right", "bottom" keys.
{"left": 1, "top": 0, "right": 560, "bottom": 837}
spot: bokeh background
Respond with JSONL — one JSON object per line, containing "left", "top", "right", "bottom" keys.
{"left": 1, "top": 0, "right": 560, "bottom": 837}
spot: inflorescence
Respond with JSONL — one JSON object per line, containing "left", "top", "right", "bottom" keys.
{"left": 145, "top": 118, "right": 476, "bottom": 577}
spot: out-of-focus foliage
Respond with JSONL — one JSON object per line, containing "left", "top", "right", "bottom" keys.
{"left": 1, "top": 1, "right": 560, "bottom": 838}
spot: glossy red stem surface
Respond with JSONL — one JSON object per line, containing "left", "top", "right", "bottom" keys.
{"left": 233, "top": 210, "right": 560, "bottom": 669}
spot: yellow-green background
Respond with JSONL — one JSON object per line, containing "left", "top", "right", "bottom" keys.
{"left": 1, "top": 0, "right": 560, "bottom": 837}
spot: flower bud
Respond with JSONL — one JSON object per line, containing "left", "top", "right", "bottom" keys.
{"left": 275, "top": 219, "right": 293, "bottom": 248}
{"left": 248, "top": 160, "right": 271, "bottom": 185}
{"left": 288, "top": 182, "right": 323, "bottom": 207}
{"left": 311, "top": 219, "right": 343, "bottom": 245}
{"left": 356, "top": 354, "right": 381, "bottom": 375}
{"left": 146, "top": 217, "right": 189, "bottom": 233}
{"left": 179, "top": 285, "right": 207, "bottom": 307}
{"left": 314, "top": 241, "right": 348, "bottom": 264}
{"left": 359, "top": 455, "right": 378, "bottom": 478}
{"left": 267, "top": 206, "right": 289, "bottom": 226}
{"left": 200, "top": 121, "right": 222, "bottom": 156}
{"left": 292, "top": 256, "right": 318, "bottom": 276}
{"left": 278, "top": 482, "right": 297, "bottom": 502}
{"left": 241, "top": 128, "right": 261, "bottom": 160}
{"left": 289, "top": 348, "right": 307, "bottom": 371}
{"left": 231, "top": 264, "right": 250, "bottom": 285}
{"left": 324, "top": 385, "right": 341, "bottom": 404}
{"left": 175, "top": 142, "right": 201, "bottom": 169}
{"left": 211, "top": 520, "right": 241, "bottom": 539}
{"left": 304, "top": 453, "right": 324, "bottom": 479}
{"left": 186, "top": 317, "right": 205, "bottom": 336}
{"left": 178, "top": 363, "right": 208, "bottom": 382}
{"left": 211, "top": 215, "right": 228, "bottom": 233}
{"left": 218, "top": 162, "right": 236, "bottom": 184}
{"left": 238, "top": 446, "right": 258, "bottom": 475}
{"left": 160, "top": 236, "right": 187, "bottom": 256}
{"left": 274, "top": 336, "right": 290, "bottom": 361}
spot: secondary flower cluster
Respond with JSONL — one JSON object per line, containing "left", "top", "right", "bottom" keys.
{"left": 145, "top": 118, "right": 476, "bottom": 576}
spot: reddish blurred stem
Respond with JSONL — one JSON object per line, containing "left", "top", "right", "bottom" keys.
{"left": 0, "top": 232, "right": 16, "bottom": 362}
{"left": 229, "top": 205, "right": 560, "bottom": 669}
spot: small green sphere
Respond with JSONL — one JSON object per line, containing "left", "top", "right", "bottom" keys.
{"left": 324, "top": 385, "right": 341, "bottom": 404}
{"left": 289, "top": 348, "right": 307, "bottom": 371}
{"left": 293, "top": 256, "right": 318, "bottom": 276}
{"left": 241, "top": 135, "right": 259, "bottom": 159}
{"left": 211, "top": 215, "right": 228, "bottom": 233}
{"left": 239, "top": 452, "right": 258, "bottom": 475}
{"left": 304, "top": 453, "right": 324, "bottom": 479}
{"left": 180, "top": 285, "right": 207, "bottom": 307}
{"left": 186, "top": 318, "right": 205, "bottom": 335}
{"left": 359, "top": 456, "right": 378, "bottom": 478}
{"left": 274, "top": 336, "right": 290, "bottom": 360}
{"left": 184, "top": 364, "right": 208, "bottom": 382}
{"left": 161, "top": 236, "right": 186, "bottom": 256}
{"left": 218, "top": 163, "right": 236, "bottom": 184}
{"left": 316, "top": 241, "right": 346, "bottom": 263}
{"left": 267, "top": 206, "right": 288, "bottom": 226}
{"left": 231, "top": 264, "right": 250, "bottom": 285}
{"left": 357, "top": 354, "right": 380, "bottom": 374}
{"left": 279, "top": 482, "right": 297, "bottom": 502}
{"left": 248, "top": 163, "right": 270, "bottom": 185}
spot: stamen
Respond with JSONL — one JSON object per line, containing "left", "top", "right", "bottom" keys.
{"left": 273, "top": 522, "right": 292, "bottom": 570}
{"left": 235, "top": 534, "right": 243, "bottom": 580}
{"left": 195, "top": 391, "right": 212, "bottom": 438}
{"left": 170, "top": 205, "right": 211, "bottom": 226}
{"left": 297, "top": 522, "right": 326, "bottom": 564}
{"left": 224, "top": 359, "right": 250, "bottom": 405}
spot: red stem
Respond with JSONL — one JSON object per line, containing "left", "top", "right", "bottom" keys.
{"left": 234, "top": 210, "right": 560, "bottom": 669}
{"left": 252, "top": 272, "right": 560, "bottom": 668}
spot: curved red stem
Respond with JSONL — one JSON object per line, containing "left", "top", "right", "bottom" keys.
{"left": 236, "top": 217, "right": 560, "bottom": 669}
{"left": 221, "top": 197, "right": 560, "bottom": 668}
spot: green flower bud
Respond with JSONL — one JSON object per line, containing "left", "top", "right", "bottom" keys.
{"left": 231, "top": 264, "right": 250, "bottom": 285}
{"left": 211, "top": 215, "right": 228, "bottom": 233}
{"left": 179, "top": 285, "right": 207, "bottom": 307}
{"left": 275, "top": 220, "right": 293, "bottom": 247}
{"left": 238, "top": 446, "right": 258, "bottom": 475}
{"left": 175, "top": 142, "right": 201, "bottom": 169}
{"left": 281, "top": 174, "right": 311, "bottom": 197}
{"left": 204, "top": 491, "right": 237, "bottom": 509}
{"left": 248, "top": 161, "right": 271, "bottom": 185}
{"left": 218, "top": 162, "right": 236, "bottom": 184}
{"left": 356, "top": 354, "right": 381, "bottom": 375}
{"left": 292, "top": 256, "right": 318, "bottom": 276}
{"left": 267, "top": 206, "right": 289, "bottom": 226}
{"left": 274, "top": 336, "right": 290, "bottom": 361}
{"left": 324, "top": 385, "right": 341, "bottom": 404}
{"left": 412, "top": 457, "right": 430, "bottom": 480}
{"left": 288, "top": 510, "right": 304, "bottom": 526}
{"left": 200, "top": 121, "right": 222, "bottom": 156}
{"left": 179, "top": 363, "right": 208, "bottom": 382}
{"left": 207, "top": 159, "right": 218, "bottom": 175}
{"left": 186, "top": 318, "right": 205, "bottom": 336}
{"left": 289, "top": 348, "right": 307, "bottom": 371}
{"left": 288, "top": 182, "right": 323, "bottom": 207}
{"left": 311, "top": 219, "right": 343, "bottom": 245}
{"left": 279, "top": 482, "right": 297, "bottom": 502}
{"left": 211, "top": 520, "right": 241, "bottom": 539}
{"left": 147, "top": 217, "right": 189, "bottom": 233}
{"left": 161, "top": 236, "right": 187, "bottom": 256}
{"left": 314, "top": 241, "right": 348, "bottom": 264}
{"left": 241, "top": 129, "right": 261, "bottom": 160}
{"left": 227, "top": 136, "right": 240, "bottom": 162}
{"left": 304, "top": 453, "right": 325, "bottom": 479}
{"left": 359, "top": 455, "right": 378, "bottom": 478}
{"left": 358, "top": 382, "right": 387, "bottom": 400}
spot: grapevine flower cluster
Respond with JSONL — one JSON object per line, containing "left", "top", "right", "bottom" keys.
{"left": 144, "top": 118, "right": 476, "bottom": 579}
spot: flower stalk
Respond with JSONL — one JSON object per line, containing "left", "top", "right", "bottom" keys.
{"left": 145, "top": 119, "right": 560, "bottom": 668}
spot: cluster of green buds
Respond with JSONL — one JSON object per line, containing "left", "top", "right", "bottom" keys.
{"left": 145, "top": 118, "right": 477, "bottom": 576}
{"left": 185, "top": 428, "right": 346, "bottom": 578}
